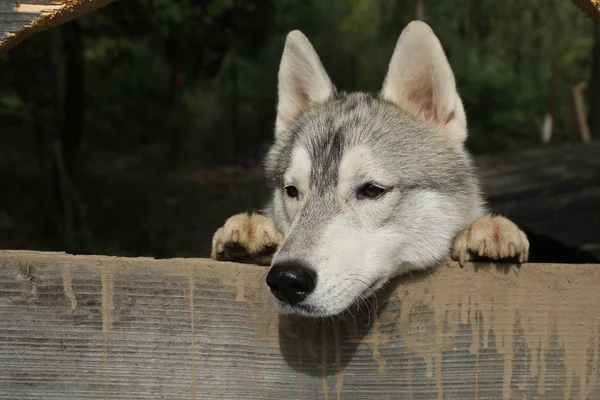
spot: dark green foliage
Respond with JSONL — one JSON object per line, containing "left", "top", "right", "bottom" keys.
{"left": 0, "top": 0, "right": 595, "bottom": 255}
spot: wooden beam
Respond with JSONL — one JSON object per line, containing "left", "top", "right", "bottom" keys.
{"left": 573, "top": 0, "right": 600, "bottom": 24}
{"left": 0, "top": 250, "right": 599, "bottom": 399}
{"left": 0, "top": 0, "right": 114, "bottom": 53}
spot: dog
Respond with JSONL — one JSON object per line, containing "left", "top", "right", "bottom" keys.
{"left": 211, "top": 21, "right": 529, "bottom": 317}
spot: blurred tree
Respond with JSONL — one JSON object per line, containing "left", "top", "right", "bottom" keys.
{"left": 0, "top": 0, "right": 595, "bottom": 256}
{"left": 59, "top": 20, "right": 85, "bottom": 177}
{"left": 589, "top": 25, "right": 600, "bottom": 138}
{"left": 416, "top": 0, "right": 426, "bottom": 21}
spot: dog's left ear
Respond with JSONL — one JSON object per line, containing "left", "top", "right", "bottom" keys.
{"left": 275, "top": 30, "right": 335, "bottom": 140}
{"left": 381, "top": 21, "right": 467, "bottom": 148}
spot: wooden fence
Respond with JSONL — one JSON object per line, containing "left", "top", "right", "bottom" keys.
{"left": 1, "top": 250, "right": 599, "bottom": 399}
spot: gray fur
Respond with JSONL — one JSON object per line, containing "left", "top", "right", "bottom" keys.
{"left": 264, "top": 91, "right": 483, "bottom": 232}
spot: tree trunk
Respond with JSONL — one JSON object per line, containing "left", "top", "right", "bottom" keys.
{"left": 416, "top": 0, "right": 426, "bottom": 21}
{"left": 588, "top": 24, "right": 600, "bottom": 139}
{"left": 230, "top": 59, "right": 239, "bottom": 164}
{"left": 52, "top": 19, "right": 85, "bottom": 249}
{"left": 60, "top": 19, "right": 84, "bottom": 178}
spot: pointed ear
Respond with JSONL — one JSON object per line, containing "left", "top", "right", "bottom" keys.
{"left": 275, "top": 30, "right": 335, "bottom": 139}
{"left": 381, "top": 21, "right": 467, "bottom": 147}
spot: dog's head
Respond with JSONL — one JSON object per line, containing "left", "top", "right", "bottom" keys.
{"left": 264, "top": 21, "right": 483, "bottom": 317}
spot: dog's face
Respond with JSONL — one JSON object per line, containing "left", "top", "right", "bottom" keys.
{"left": 264, "top": 22, "right": 483, "bottom": 317}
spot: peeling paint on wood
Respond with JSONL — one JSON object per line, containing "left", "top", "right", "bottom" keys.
{"left": 60, "top": 265, "right": 77, "bottom": 310}
{"left": 0, "top": 250, "right": 599, "bottom": 399}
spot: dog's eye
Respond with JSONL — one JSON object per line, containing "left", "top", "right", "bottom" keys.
{"left": 284, "top": 186, "right": 299, "bottom": 198}
{"left": 357, "top": 183, "right": 387, "bottom": 199}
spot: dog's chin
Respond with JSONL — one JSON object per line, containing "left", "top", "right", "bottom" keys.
{"left": 272, "top": 277, "right": 389, "bottom": 318}
{"left": 274, "top": 301, "right": 331, "bottom": 318}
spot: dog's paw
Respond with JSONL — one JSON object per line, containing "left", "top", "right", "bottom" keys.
{"left": 452, "top": 215, "right": 529, "bottom": 267}
{"left": 211, "top": 213, "right": 283, "bottom": 265}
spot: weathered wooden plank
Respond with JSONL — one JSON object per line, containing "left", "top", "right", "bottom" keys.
{"left": 0, "top": 0, "right": 114, "bottom": 53}
{"left": 0, "top": 250, "right": 599, "bottom": 399}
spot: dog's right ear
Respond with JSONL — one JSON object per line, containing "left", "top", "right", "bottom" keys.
{"left": 381, "top": 21, "right": 467, "bottom": 148}
{"left": 275, "top": 31, "right": 334, "bottom": 140}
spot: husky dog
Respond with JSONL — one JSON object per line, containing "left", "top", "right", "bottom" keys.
{"left": 211, "top": 21, "right": 529, "bottom": 317}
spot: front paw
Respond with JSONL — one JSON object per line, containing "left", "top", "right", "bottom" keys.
{"left": 452, "top": 215, "right": 529, "bottom": 267}
{"left": 211, "top": 212, "right": 283, "bottom": 265}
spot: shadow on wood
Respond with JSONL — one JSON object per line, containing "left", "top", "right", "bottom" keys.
{"left": 276, "top": 271, "right": 418, "bottom": 378}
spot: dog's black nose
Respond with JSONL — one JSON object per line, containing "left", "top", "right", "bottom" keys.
{"left": 266, "top": 261, "right": 317, "bottom": 305}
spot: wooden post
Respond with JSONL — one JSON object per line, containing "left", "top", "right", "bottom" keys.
{"left": 573, "top": 83, "right": 592, "bottom": 142}
{"left": 564, "top": 83, "right": 592, "bottom": 142}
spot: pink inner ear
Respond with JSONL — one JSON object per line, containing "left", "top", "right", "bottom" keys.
{"left": 287, "top": 74, "right": 309, "bottom": 121}
{"left": 421, "top": 104, "right": 434, "bottom": 123}
{"left": 292, "top": 74, "right": 310, "bottom": 104}
{"left": 406, "top": 87, "right": 457, "bottom": 126}
{"left": 408, "top": 87, "right": 436, "bottom": 124}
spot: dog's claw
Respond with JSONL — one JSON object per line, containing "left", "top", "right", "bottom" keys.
{"left": 263, "top": 232, "right": 272, "bottom": 247}
{"left": 458, "top": 251, "right": 469, "bottom": 267}
{"left": 519, "top": 252, "right": 527, "bottom": 263}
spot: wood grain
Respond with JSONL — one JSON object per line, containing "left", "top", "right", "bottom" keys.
{"left": 0, "top": 250, "right": 599, "bottom": 399}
